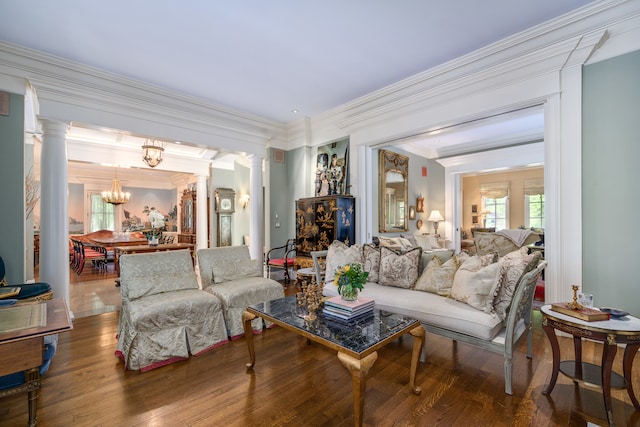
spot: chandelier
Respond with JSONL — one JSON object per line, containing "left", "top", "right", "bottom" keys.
{"left": 142, "top": 139, "right": 164, "bottom": 168}
{"left": 102, "top": 168, "right": 130, "bottom": 205}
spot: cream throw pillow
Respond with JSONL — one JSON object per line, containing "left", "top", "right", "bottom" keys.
{"left": 414, "top": 234, "right": 440, "bottom": 250}
{"left": 450, "top": 257, "right": 501, "bottom": 313}
{"left": 378, "top": 246, "right": 421, "bottom": 289}
{"left": 414, "top": 255, "right": 459, "bottom": 296}
{"left": 362, "top": 244, "right": 380, "bottom": 283}
{"left": 212, "top": 259, "right": 262, "bottom": 284}
{"left": 325, "top": 241, "right": 362, "bottom": 282}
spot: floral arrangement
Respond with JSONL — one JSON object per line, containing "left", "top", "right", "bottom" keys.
{"left": 334, "top": 263, "right": 368, "bottom": 300}
{"left": 143, "top": 206, "right": 166, "bottom": 238}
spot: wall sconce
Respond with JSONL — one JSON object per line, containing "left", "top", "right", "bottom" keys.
{"left": 416, "top": 196, "right": 424, "bottom": 213}
{"left": 240, "top": 194, "right": 250, "bottom": 209}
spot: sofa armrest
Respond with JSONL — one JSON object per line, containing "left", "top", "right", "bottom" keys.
{"left": 503, "top": 259, "right": 547, "bottom": 349}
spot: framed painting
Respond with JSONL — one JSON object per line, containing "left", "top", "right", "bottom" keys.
{"left": 409, "top": 206, "right": 416, "bottom": 220}
{"left": 315, "top": 138, "right": 350, "bottom": 196}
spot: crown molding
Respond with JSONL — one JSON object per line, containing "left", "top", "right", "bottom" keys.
{"left": 302, "top": 0, "right": 636, "bottom": 136}
{"left": 0, "top": 41, "right": 288, "bottom": 155}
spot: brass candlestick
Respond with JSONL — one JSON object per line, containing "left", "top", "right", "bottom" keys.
{"left": 567, "top": 285, "right": 584, "bottom": 310}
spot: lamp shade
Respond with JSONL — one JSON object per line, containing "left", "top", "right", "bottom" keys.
{"left": 427, "top": 210, "right": 444, "bottom": 222}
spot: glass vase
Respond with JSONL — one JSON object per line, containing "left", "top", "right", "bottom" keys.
{"left": 340, "top": 286, "right": 358, "bottom": 302}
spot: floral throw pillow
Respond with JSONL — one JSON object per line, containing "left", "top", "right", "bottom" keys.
{"left": 493, "top": 251, "right": 541, "bottom": 320}
{"left": 378, "top": 246, "right": 421, "bottom": 289}
{"left": 362, "top": 244, "right": 380, "bottom": 283}
{"left": 325, "top": 241, "right": 362, "bottom": 282}
{"left": 450, "top": 257, "right": 501, "bottom": 313}
{"left": 414, "top": 255, "right": 460, "bottom": 296}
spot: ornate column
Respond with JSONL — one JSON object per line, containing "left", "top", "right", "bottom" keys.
{"left": 39, "top": 119, "right": 70, "bottom": 305}
{"left": 196, "top": 174, "right": 208, "bottom": 250}
{"left": 248, "top": 154, "right": 264, "bottom": 261}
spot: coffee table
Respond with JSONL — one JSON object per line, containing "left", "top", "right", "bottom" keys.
{"left": 242, "top": 295, "right": 425, "bottom": 427}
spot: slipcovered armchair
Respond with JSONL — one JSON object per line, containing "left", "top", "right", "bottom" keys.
{"left": 198, "top": 246, "right": 284, "bottom": 339}
{"left": 116, "top": 249, "right": 228, "bottom": 371}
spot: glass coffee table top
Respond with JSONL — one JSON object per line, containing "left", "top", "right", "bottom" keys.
{"left": 248, "top": 295, "right": 419, "bottom": 356}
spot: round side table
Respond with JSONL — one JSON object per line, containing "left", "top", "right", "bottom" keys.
{"left": 294, "top": 267, "right": 316, "bottom": 290}
{"left": 540, "top": 304, "right": 640, "bottom": 425}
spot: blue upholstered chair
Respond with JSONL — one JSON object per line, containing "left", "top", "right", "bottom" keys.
{"left": 0, "top": 256, "right": 53, "bottom": 301}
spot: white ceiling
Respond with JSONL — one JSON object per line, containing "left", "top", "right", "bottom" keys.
{"left": 3, "top": 1, "right": 592, "bottom": 184}
{"left": 0, "top": 0, "right": 594, "bottom": 123}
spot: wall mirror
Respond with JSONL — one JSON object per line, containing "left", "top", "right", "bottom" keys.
{"left": 379, "top": 149, "right": 409, "bottom": 232}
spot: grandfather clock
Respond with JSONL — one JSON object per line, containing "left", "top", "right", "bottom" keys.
{"left": 215, "top": 188, "right": 235, "bottom": 246}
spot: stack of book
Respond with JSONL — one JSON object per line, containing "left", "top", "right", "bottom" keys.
{"left": 550, "top": 302, "right": 610, "bottom": 322}
{"left": 322, "top": 295, "right": 374, "bottom": 323}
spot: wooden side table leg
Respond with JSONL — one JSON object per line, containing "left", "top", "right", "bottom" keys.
{"left": 542, "top": 319, "right": 560, "bottom": 395}
{"left": 25, "top": 367, "right": 40, "bottom": 427}
{"left": 242, "top": 311, "right": 257, "bottom": 369}
{"left": 338, "top": 351, "right": 378, "bottom": 427}
{"left": 409, "top": 325, "right": 425, "bottom": 395}
{"left": 623, "top": 343, "right": 640, "bottom": 410}
{"left": 573, "top": 335, "right": 583, "bottom": 381}
{"left": 602, "top": 334, "right": 618, "bottom": 426}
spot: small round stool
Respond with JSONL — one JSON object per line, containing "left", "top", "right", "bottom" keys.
{"left": 295, "top": 267, "right": 316, "bottom": 289}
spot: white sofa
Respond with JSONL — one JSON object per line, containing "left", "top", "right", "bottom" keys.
{"left": 311, "top": 244, "right": 546, "bottom": 395}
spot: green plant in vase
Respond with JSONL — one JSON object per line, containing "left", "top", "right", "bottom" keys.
{"left": 334, "top": 263, "right": 368, "bottom": 302}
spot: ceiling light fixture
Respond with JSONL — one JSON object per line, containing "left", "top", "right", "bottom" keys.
{"left": 142, "top": 139, "right": 165, "bottom": 168}
{"left": 102, "top": 168, "right": 130, "bottom": 205}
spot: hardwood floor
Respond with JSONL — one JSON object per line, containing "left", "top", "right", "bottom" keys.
{"left": 1, "top": 301, "right": 639, "bottom": 426}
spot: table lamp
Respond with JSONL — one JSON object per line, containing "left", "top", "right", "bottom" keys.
{"left": 427, "top": 210, "right": 444, "bottom": 235}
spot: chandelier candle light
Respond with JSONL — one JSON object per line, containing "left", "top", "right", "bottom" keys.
{"left": 102, "top": 168, "right": 130, "bottom": 205}
{"left": 142, "top": 139, "right": 165, "bottom": 168}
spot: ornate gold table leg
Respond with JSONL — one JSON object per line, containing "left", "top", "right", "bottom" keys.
{"left": 337, "top": 351, "right": 378, "bottom": 427}
{"left": 25, "top": 367, "right": 40, "bottom": 427}
{"left": 242, "top": 311, "right": 257, "bottom": 369}
{"left": 409, "top": 325, "right": 425, "bottom": 395}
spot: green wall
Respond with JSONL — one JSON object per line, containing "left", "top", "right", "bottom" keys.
{"left": 0, "top": 92, "right": 25, "bottom": 283}
{"left": 583, "top": 49, "right": 640, "bottom": 316}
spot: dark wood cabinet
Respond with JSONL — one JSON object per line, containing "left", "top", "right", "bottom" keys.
{"left": 295, "top": 195, "right": 355, "bottom": 258}
{"left": 178, "top": 189, "right": 203, "bottom": 244}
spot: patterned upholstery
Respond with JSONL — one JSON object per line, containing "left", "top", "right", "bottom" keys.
{"left": 198, "top": 246, "right": 284, "bottom": 339}
{"left": 116, "top": 250, "right": 228, "bottom": 371}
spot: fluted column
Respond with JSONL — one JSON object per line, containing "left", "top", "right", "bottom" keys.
{"left": 39, "top": 119, "right": 70, "bottom": 305}
{"left": 248, "top": 155, "right": 264, "bottom": 261}
{"left": 196, "top": 175, "right": 208, "bottom": 250}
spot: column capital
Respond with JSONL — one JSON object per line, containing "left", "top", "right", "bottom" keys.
{"left": 39, "top": 119, "right": 69, "bottom": 137}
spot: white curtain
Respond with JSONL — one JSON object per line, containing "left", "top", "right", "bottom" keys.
{"left": 524, "top": 178, "right": 544, "bottom": 195}
{"left": 480, "top": 182, "right": 510, "bottom": 199}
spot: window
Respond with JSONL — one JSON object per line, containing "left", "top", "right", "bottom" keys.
{"left": 89, "top": 193, "right": 115, "bottom": 232}
{"left": 525, "top": 194, "right": 545, "bottom": 229}
{"left": 480, "top": 182, "right": 510, "bottom": 230}
{"left": 482, "top": 197, "right": 508, "bottom": 230}
{"left": 524, "top": 178, "right": 544, "bottom": 229}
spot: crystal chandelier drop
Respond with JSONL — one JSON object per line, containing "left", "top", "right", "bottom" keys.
{"left": 102, "top": 168, "right": 130, "bottom": 205}
{"left": 142, "top": 139, "right": 165, "bottom": 168}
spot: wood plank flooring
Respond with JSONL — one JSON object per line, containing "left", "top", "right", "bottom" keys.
{"left": 1, "top": 303, "right": 639, "bottom": 426}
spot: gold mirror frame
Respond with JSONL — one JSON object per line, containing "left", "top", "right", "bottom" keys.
{"left": 379, "top": 150, "right": 409, "bottom": 232}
